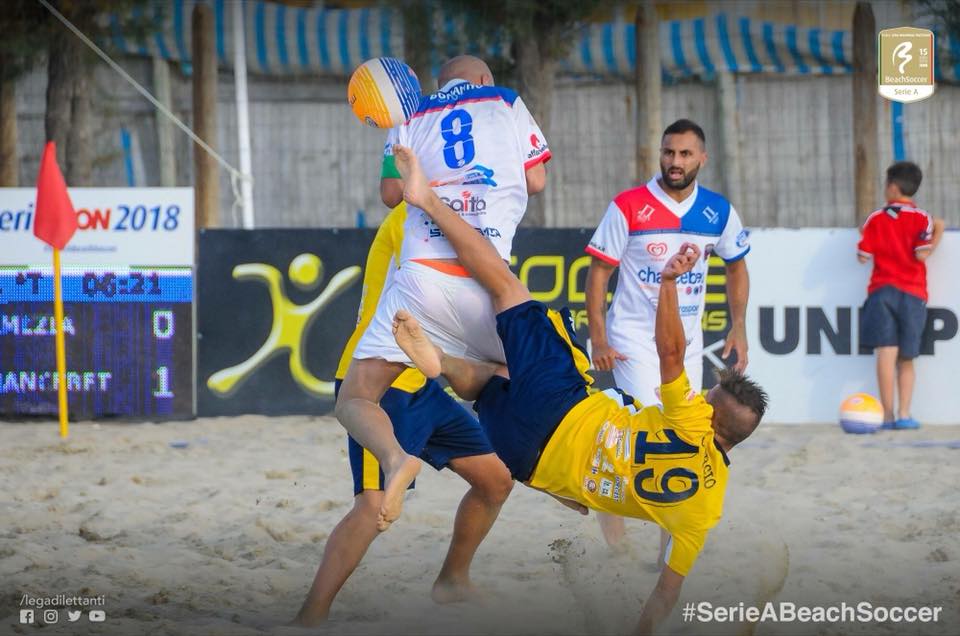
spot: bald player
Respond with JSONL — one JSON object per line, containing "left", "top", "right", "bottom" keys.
{"left": 337, "top": 55, "right": 551, "bottom": 531}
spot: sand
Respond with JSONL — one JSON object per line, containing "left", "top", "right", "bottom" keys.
{"left": 1, "top": 416, "right": 958, "bottom": 636}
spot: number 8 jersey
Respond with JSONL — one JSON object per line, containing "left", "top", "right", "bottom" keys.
{"left": 383, "top": 79, "right": 551, "bottom": 262}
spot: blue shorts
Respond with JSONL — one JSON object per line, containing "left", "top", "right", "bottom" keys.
{"left": 861, "top": 285, "right": 927, "bottom": 359}
{"left": 474, "top": 301, "right": 590, "bottom": 481}
{"left": 335, "top": 380, "right": 494, "bottom": 496}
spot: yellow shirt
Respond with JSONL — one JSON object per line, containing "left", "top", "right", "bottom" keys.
{"left": 335, "top": 203, "right": 426, "bottom": 393}
{"left": 529, "top": 371, "right": 729, "bottom": 576}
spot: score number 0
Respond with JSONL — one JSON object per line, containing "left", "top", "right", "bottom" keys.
{"left": 153, "top": 309, "right": 175, "bottom": 398}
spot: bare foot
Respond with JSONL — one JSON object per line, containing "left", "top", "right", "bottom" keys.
{"left": 598, "top": 512, "right": 627, "bottom": 548}
{"left": 377, "top": 454, "right": 421, "bottom": 531}
{"left": 392, "top": 310, "right": 442, "bottom": 378}
{"left": 431, "top": 577, "right": 485, "bottom": 605}
{"left": 392, "top": 144, "right": 435, "bottom": 210}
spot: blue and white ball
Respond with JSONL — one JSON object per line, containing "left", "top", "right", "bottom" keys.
{"left": 838, "top": 393, "right": 884, "bottom": 434}
{"left": 347, "top": 57, "right": 421, "bottom": 129}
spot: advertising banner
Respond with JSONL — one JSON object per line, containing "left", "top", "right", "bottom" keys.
{"left": 0, "top": 188, "right": 195, "bottom": 419}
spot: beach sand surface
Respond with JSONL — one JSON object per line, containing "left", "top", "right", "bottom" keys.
{"left": 2, "top": 417, "right": 958, "bottom": 635}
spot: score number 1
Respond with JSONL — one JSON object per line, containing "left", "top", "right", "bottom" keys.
{"left": 152, "top": 309, "right": 175, "bottom": 398}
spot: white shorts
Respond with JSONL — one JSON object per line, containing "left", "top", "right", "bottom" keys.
{"left": 354, "top": 261, "right": 505, "bottom": 365}
{"left": 610, "top": 349, "right": 703, "bottom": 407}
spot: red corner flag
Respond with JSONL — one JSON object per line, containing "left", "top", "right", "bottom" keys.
{"left": 33, "top": 141, "right": 78, "bottom": 250}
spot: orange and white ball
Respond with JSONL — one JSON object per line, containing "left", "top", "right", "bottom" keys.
{"left": 347, "top": 57, "right": 421, "bottom": 129}
{"left": 838, "top": 393, "right": 884, "bottom": 434}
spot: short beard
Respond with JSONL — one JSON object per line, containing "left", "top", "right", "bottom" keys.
{"left": 661, "top": 163, "right": 700, "bottom": 190}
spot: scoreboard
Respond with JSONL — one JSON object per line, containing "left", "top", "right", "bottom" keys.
{"left": 0, "top": 188, "right": 194, "bottom": 419}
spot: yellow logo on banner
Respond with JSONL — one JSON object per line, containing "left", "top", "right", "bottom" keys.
{"left": 878, "top": 27, "right": 935, "bottom": 103}
{"left": 206, "top": 254, "right": 361, "bottom": 397}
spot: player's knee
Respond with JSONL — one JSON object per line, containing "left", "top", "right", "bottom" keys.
{"left": 352, "top": 490, "right": 383, "bottom": 519}
{"left": 477, "top": 464, "right": 514, "bottom": 505}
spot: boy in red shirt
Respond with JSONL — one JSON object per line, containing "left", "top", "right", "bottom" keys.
{"left": 857, "top": 161, "right": 945, "bottom": 428}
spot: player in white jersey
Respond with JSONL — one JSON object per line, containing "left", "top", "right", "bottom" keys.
{"left": 584, "top": 119, "right": 750, "bottom": 550}
{"left": 340, "top": 56, "right": 551, "bottom": 532}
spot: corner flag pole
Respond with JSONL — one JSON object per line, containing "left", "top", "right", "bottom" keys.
{"left": 33, "top": 141, "right": 78, "bottom": 438}
{"left": 53, "top": 247, "right": 69, "bottom": 437}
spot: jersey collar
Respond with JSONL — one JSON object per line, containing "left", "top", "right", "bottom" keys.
{"left": 713, "top": 439, "right": 731, "bottom": 466}
{"left": 647, "top": 175, "right": 699, "bottom": 218}
{"left": 438, "top": 78, "right": 470, "bottom": 93}
{"left": 886, "top": 198, "right": 915, "bottom": 206}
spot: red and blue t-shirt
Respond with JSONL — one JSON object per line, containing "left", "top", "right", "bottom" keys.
{"left": 857, "top": 200, "right": 934, "bottom": 301}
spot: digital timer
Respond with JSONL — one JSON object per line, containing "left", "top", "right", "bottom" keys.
{"left": 0, "top": 266, "right": 194, "bottom": 418}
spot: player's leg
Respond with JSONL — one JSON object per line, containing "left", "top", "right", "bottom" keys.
{"left": 392, "top": 144, "right": 529, "bottom": 312}
{"left": 393, "top": 309, "right": 505, "bottom": 397}
{"left": 894, "top": 292, "right": 926, "bottom": 427}
{"left": 875, "top": 346, "right": 898, "bottom": 423}
{"left": 336, "top": 358, "right": 421, "bottom": 531}
{"left": 896, "top": 357, "right": 915, "bottom": 420}
{"left": 433, "top": 453, "right": 513, "bottom": 603}
{"left": 293, "top": 490, "right": 382, "bottom": 626}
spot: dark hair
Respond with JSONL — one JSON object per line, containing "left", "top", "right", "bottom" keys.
{"left": 886, "top": 161, "right": 922, "bottom": 197}
{"left": 714, "top": 369, "right": 768, "bottom": 445}
{"left": 662, "top": 119, "right": 706, "bottom": 145}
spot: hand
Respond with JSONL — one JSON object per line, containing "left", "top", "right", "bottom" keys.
{"left": 592, "top": 341, "right": 627, "bottom": 371}
{"left": 722, "top": 323, "right": 749, "bottom": 372}
{"left": 661, "top": 243, "right": 701, "bottom": 281}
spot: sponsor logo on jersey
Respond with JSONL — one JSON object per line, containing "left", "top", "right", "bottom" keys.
{"left": 635, "top": 204, "right": 656, "bottom": 224}
{"left": 736, "top": 229, "right": 749, "bottom": 248}
{"left": 702, "top": 206, "right": 720, "bottom": 224}
{"left": 599, "top": 478, "right": 614, "bottom": 498}
{"left": 428, "top": 225, "right": 502, "bottom": 239}
{"left": 439, "top": 191, "right": 487, "bottom": 214}
{"left": 584, "top": 477, "right": 598, "bottom": 493}
{"left": 638, "top": 266, "right": 704, "bottom": 286}
{"left": 680, "top": 303, "right": 701, "bottom": 315}
{"left": 430, "top": 164, "right": 498, "bottom": 188}
{"left": 646, "top": 242, "right": 668, "bottom": 258}
{"left": 527, "top": 133, "right": 548, "bottom": 159}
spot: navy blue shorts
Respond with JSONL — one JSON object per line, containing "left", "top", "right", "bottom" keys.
{"left": 860, "top": 285, "right": 927, "bottom": 359}
{"left": 335, "top": 379, "right": 494, "bottom": 495}
{"left": 474, "top": 301, "right": 590, "bottom": 481}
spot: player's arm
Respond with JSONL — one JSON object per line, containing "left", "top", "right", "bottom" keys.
{"left": 633, "top": 565, "right": 685, "bottom": 636}
{"left": 380, "top": 131, "right": 404, "bottom": 208}
{"left": 916, "top": 217, "right": 945, "bottom": 262}
{"left": 586, "top": 258, "right": 626, "bottom": 371}
{"left": 722, "top": 257, "right": 749, "bottom": 372}
{"left": 657, "top": 244, "right": 701, "bottom": 384}
{"left": 525, "top": 161, "right": 546, "bottom": 195}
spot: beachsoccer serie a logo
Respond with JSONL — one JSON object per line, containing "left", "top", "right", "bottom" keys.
{"left": 878, "top": 27, "right": 935, "bottom": 103}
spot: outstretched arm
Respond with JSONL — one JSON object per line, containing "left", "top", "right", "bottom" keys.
{"left": 586, "top": 258, "right": 628, "bottom": 371}
{"left": 656, "top": 243, "right": 701, "bottom": 385}
{"left": 633, "top": 565, "right": 685, "bottom": 635}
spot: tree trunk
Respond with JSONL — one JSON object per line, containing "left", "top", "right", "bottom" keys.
{"left": 515, "top": 35, "right": 557, "bottom": 227}
{"left": 45, "top": 23, "right": 77, "bottom": 172}
{"left": 45, "top": 9, "right": 94, "bottom": 185}
{"left": 0, "top": 68, "right": 17, "bottom": 186}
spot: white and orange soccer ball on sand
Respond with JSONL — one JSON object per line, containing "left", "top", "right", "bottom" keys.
{"left": 347, "top": 57, "right": 422, "bottom": 129}
{"left": 838, "top": 392, "right": 885, "bottom": 434}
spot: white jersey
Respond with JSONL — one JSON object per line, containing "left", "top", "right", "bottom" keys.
{"left": 586, "top": 177, "right": 749, "bottom": 363}
{"left": 384, "top": 79, "right": 550, "bottom": 262}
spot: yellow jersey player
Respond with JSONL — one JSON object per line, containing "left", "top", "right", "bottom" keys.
{"left": 389, "top": 144, "right": 768, "bottom": 635}
{"left": 293, "top": 203, "right": 512, "bottom": 626}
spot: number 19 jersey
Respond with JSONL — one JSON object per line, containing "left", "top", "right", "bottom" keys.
{"left": 529, "top": 370, "right": 730, "bottom": 576}
{"left": 384, "top": 79, "right": 551, "bottom": 262}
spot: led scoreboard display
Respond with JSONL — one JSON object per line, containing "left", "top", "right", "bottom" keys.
{"left": 0, "top": 188, "right": 194, "bottom": 419}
